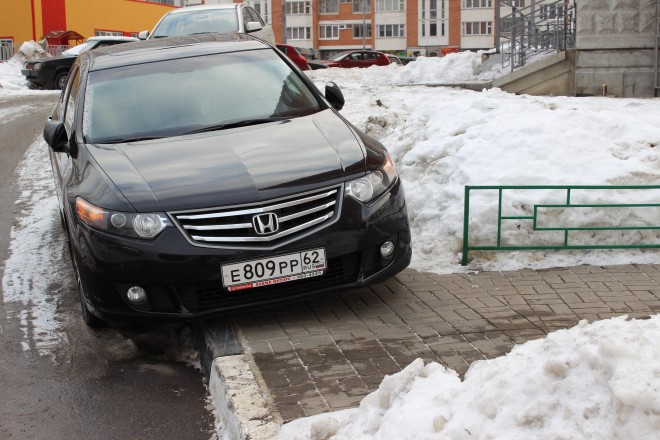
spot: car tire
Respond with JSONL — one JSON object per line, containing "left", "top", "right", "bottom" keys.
{"left": 55, "top": 72, "right": 68, "bottom": 91}
{"left": 66, "top": 232, "right": 106, "bottom": 328}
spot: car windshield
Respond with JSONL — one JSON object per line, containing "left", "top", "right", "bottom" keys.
{"left": 62, "top": 41, "right": 93, "bottom": 56}
{"left": 83, "top": 48, "right": 323, "bottom": 143}
{"left": 150, "top": 9, "right": 239, "bottom": 38}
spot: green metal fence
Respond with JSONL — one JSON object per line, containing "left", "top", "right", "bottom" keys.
{"left": 461, "top": 185, "right": 660, "bottom": 265}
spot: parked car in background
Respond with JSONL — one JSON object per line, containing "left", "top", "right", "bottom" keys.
{"left": 43, "top": 33, "right": 411, "bottom": 326}
{"left": 21, "top": 36, "right": 137, "bottom": 90}
{"left": 276, "top": 43, "right": 310, "bottom": 71}
{"left": 138, "top": 3, "right": 275, "bottom": 44}
{"left": 398, "top": 56, "right": 417, "bottom": 65}
{"left": 308, "top": 60, "right": 329, "bottom": 70}
{"left": 387, "top": 55, "right": 403, "bottom": 65}
{"left": 317, "top": 50, "right": 391, "bottom": 68}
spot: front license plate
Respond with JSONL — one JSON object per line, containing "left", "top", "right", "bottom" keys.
{"left": 221, "top": 248, "right": 326, "bottom": 291}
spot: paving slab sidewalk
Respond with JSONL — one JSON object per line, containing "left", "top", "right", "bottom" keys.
{"left": 207, "top": 263, "right": 660, "bottom": 439}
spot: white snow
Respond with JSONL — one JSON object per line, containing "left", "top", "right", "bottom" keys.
{"left": 2, "top": 46, "right": 659, "bottom": 439}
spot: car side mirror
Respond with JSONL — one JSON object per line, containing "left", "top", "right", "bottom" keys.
{"left": 325, "top": 82, "right": 345, "bottom": 111}
{"left": 245, "top": 21, "right": 263, "bottom": 33}
{"left": 137, "top": 30, "right": 149, "bottom": 40}
{"left": 43, "top": 120, "right": 69, "bottom": 152}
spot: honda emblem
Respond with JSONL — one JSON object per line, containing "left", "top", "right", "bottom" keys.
{"left": 252, "top": 213, "right": 279, "bottom": 235}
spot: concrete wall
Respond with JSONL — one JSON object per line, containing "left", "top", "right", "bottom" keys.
{"left": 574, "top": 0, "right": 657, "bottom": 97}
{"left": 492, "top": 50, "right": 575, "bottom": 96}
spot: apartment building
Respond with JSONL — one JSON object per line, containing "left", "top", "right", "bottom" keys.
{"left": 235, "top": 0, "right": 496, "bottom": 58}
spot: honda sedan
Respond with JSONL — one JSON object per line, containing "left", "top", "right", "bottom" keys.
{"left": 44, "top": 34, "right": 411, "bottom": 326}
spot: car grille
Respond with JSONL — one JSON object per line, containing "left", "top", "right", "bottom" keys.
{"left": 169, "top": 186, "right": 342, "bottom": 248}
{"left": 176, "top": 253, "right": 360, "bottom": 313}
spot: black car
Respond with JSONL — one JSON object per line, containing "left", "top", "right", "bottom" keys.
{"left": 22, "top": 36, "right": 137, "bottom": 90}
{"left": 43, "top": 33, "right": 411, "bottom": 326}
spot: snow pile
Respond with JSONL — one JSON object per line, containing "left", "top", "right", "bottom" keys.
{"left": 275, "top": 315, "right": 660, "bottom": 440}
{"left": 392, "top": 50, "right": 504, "bottom": 84}
{"left": 305, "top": 69, "right": 660, "bottom": 272}
{"left": 0, "top": 40, "right": 49, "bottom": 90}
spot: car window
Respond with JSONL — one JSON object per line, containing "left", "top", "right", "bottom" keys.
{"left": 241, "top": 8, "right": 252, "bottom": 28}
{"left": 83, "top": 49, "right": 323, "bottom": 143}
{"left": 246, "top": 6, "right": 264, "bottom": 25}
{"left": 63, "top": 67, "right": 80, "bottom": 134}
{"left": 151, "top": 9, "right": 239, "bottom": 38}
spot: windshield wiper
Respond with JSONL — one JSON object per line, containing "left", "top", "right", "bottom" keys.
{"left": 182, "top": 117, "right": 289, "bottom": 135}
{"left": 98, "top": 136, "right": 163, "bottom": 144}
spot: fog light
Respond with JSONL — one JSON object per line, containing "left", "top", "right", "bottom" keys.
{"left": 380, "top": 241, "right": 395, "bottom": 258}
{"left": 126, "top": 286, "right": 147, "bottom": 304}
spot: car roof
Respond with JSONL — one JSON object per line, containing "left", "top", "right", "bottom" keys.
{"left": 164, "top": 3, "right": 239, "bottom": 14}
{"left": 87, "top": 36, "right": 139, "bottom": 42}
{"left": 83, "top": 33, "right": 270, "bottom": 72}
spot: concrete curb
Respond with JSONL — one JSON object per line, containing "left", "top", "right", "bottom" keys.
{"left": 209, "top": 354, "right": 281, "bottom": 440}
{"left": 194, "top": 319, "right": 281, "bottom": 440}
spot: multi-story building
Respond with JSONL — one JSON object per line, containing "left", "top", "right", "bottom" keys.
{"left": 238, "top": 0, "right": 495, "bottom": 58}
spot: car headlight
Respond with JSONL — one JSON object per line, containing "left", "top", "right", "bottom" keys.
{"left": 32, "top": 63, "right": 42, "bottom": 70}
{"left": 76, "top": 197, "right": 170, "bottom": 239}
{"left": 345, "top": 152, "right": 398, "bottom": 203}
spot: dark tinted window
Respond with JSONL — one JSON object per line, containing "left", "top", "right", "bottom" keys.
{"left": 83, "top": 49, "right": 322, "bottom": 143}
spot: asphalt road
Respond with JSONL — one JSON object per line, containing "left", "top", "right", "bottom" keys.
{"left": 0, "top": 93, "right": 216, "bottom": 439}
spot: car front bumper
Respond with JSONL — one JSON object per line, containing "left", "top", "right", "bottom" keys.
{"left": 68, "top": 180, "right": 412, "bottom": 323}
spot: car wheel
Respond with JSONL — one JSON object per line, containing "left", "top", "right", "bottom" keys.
{"left": 55, "top": 72, "right": 68, "bottom": 91}
{"left": 66, "top": 232, "right": 106, "bottom": 328}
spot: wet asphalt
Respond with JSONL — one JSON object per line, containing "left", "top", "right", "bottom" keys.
{"left": 0, "top": 93, "right": 216, "bottom": 439}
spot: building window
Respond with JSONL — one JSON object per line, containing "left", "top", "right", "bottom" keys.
{"left": 319, "top": 0, "right": 339, "bottom": 13}
{"left": 421, "top": 0, "right": 445, "bottom": 38}
{"left": 463, "top": 0, "right": 492, "bottom": 8}
{"left": 376, "top": 0, "right": 404, "bottom": 12}
{"left": 319, "top": 25, "right": 340, "bottom": 39}
{"left": 352, "top": 23, "right": 372, "bottom": 38}
{"left": 539, "top": 4, "right": 564, "bottom": 20}
{"left": 377, "top": 24, "right": 405, "bottom": 38}
{"left": 95, "top": 30, "right": 124, "bottom": 37}
{"left": 286, "top": 26, "right": 312, "bottom": 39}
{"left": 462, "top": 21, "right": 493, "bottom": 35}
{"left": 285, "top": 1, "right": 311, "bottom": 15}
{"left": 352, "top": 0, "right": 371, "bottom": 13}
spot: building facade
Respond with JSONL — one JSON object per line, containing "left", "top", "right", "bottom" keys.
{"left": 199, "top": 0, "right": 500, "bottom": 58}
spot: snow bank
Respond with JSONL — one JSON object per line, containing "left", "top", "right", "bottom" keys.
{"left": 0, "top": 40, "right": 49, "bottom": 91}
{"left": 275, "top": 315, "right": 660, "bottom": 440}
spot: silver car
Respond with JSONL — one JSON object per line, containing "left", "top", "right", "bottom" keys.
{"left": 138, "top": 3, "right": 275, "bottom": 44}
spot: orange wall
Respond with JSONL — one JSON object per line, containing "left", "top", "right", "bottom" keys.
{"left": 1, "top": 1, "right": 40, "bottom": 44}
{"left": 0, "top": 0, "right": 175, "bottom": 46}
{"left": 66, "top": 0, "right": 176, "bottom": 38}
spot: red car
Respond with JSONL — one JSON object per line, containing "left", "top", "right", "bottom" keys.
{"left": 276, "top": 44, "right": 310, "bottom": 71}
{"left": 320, "top": 50, "right": 391, "bottom": 68}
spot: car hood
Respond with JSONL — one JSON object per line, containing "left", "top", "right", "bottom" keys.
{"left": 86, "top": 110, "right": 366, "bottom": 212}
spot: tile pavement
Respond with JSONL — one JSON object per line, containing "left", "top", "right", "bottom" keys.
{"left": 230, "top": 264, "right": 660, "bottom": 423}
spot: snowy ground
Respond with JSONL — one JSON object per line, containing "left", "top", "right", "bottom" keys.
{"left": 2, "top": 43, "right": 659, "bottom": 439}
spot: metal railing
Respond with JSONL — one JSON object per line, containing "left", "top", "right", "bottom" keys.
{"left": 497, "top": 0, "right": 577, "bottom": 72}
{"left": 47, "top": 45, "right": 71, "bottom": 56}
{"left": 461, "top": 185, "right": 660, "bottom": 265}
{"left": 0, "top": 41, "right": 13, "bottom": 62}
